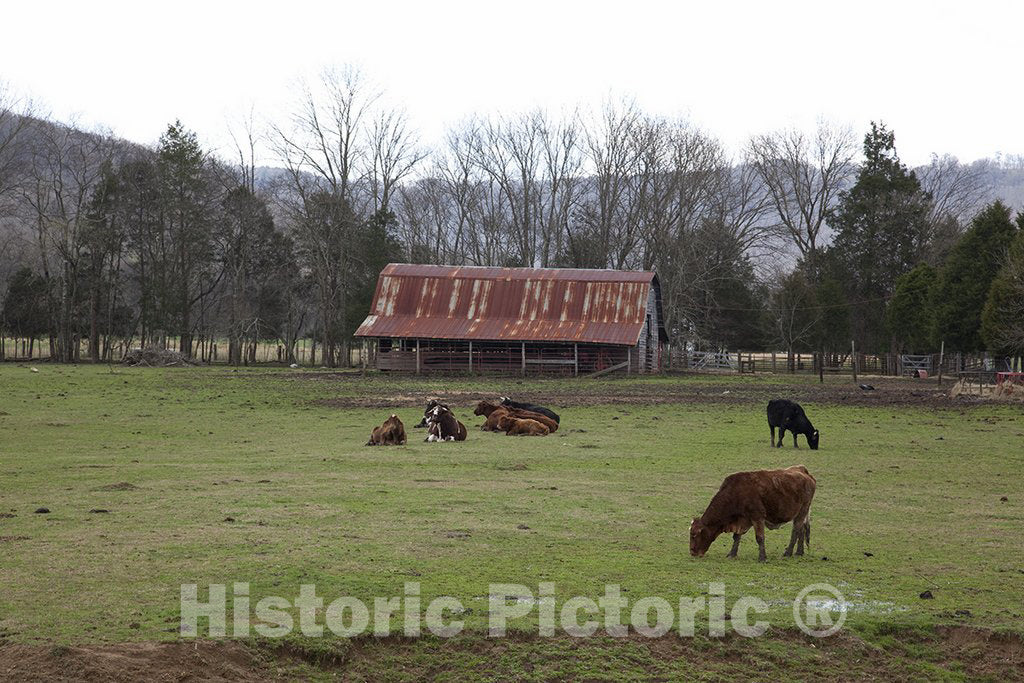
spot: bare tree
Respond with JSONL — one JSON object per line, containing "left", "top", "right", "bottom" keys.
{"left": 0, "top": 82, "right": 34, "bottom": 201}
{"left": 368, "top": 107, "right": 425, "bottom": 215}
{"left": 22, "top": 121, "right": 116, "bottom": 361}
{"left": 919, "top": 153, "right": 989, "bottom": 225}
{"left": 270, "top": 66, "right": 385, "bottom": 366}
{"left": 748, "top": 122, "right": 856, "bottom": 270}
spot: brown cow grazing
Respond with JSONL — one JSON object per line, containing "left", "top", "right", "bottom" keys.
{"left": 425, "top": 405, "right": 468, "bottom": 442}
{"left": 367, "top": 414, "right": 407, "bottom": 446}
{"left": 689, "top": 465, "right": 816, "bottom": 562}
{"left": 474, "top": 400, "right": 558, "bottom": 433}
{"left": 496, "top": 414, "right": 550, "bottom": 436}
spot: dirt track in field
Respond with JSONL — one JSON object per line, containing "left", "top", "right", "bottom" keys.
{"left": 310, "top": 375, "right": 978, "bottom": 410}
{"left": 2, "top": 627, "right": 1021, "bottom": 682}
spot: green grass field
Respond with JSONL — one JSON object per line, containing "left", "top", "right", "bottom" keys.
{"left": 1, "top": 365, "right": 1022, "bottom": 680}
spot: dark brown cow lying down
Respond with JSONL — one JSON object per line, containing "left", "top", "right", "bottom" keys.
{"left": 474, "top": 400, "right": 558, "bottom": 433}
{"left": 496, "top": 414, "right": 550, "bottom": 436}
{"left": 367, "top": 414, "right": 406, "bottom": 446}
{"left": 690, "top": 465, "right": 816, "bottom": 562}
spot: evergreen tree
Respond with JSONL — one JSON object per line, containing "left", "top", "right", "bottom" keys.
{"left": 827, "top": 122, "right": 933, "bottom": 352}
{"left": 885, "top": 263, "right": 937, "bottom": 353}
{"left": 980, "top": 217, "right": 1024, "bottom": 356}
{"left": 933, "top": 201, "right": 1019, "bottom": 353}
{"left": 1, "top": 268, "right": 50, "bottom": 345}
{"left": 156, "top": 121, "right": 217, "bottom": 357}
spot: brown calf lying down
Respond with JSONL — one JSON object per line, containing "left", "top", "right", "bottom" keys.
{"left": 425, "top": 405, "right": 468, "bottom": 442}
{"left": 496, "top": 414, "right": 550, "bottom": 436}
{"left": 474, "top": 400, "right": 558, "bottom": 433}
{"left": 367, "top": 414, "right": 407, "bottom": 446}
{"left": 690, "top": 465, "right": 816, "bottom": 562}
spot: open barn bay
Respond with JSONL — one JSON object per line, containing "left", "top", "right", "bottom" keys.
{"left": 0, "top": 366, "right": 1022, "bottom": 680}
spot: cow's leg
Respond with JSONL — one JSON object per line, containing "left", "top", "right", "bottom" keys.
{"left": 727, "top": 533, "right": 742, "bottom": 558}
{"left": 754, "top": 519, "right": 767, "bottom": 562}
{"left": 769, "top": 425, "right": 775, "bottom": 447}
{"left": 795, "top": 509, "right": 810, "bottom": 556}
{"left": 783, "top": 524, "right": 798, "bottom": 557}
{"left": 793, "top": 432, "right": 799, "bottom": 448}
{"left": 776, "top": 428, "right": 785, "bottom": 448}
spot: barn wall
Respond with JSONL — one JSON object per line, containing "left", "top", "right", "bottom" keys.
{"left": 373, "top": 339, "right": 632, "bottom": 375}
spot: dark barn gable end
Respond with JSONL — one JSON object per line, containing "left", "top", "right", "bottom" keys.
{"left": 355, "top": 264, "right": 669, "bottom": 375}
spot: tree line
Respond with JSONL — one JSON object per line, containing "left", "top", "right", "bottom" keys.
{"left": 1, "top": 71, "right": 1022, "bottom": 366}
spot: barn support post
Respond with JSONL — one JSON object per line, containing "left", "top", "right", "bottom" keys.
{"left": 361, "top": 340, "right": 367, "bottom": 372}
{"left": 469, "top": 341, "right": 473, "bottom": 374}
{"left": 627, "top": 347, "right": 632, "bottom": 374}
{"left": 416, "top": 339, "right": 421, "bottom": 375}
{"left": 574, "top": 343, "right": 578, "bottom": 377}
{"left": 521, "top": 342, "right": 526, "bottom": 376}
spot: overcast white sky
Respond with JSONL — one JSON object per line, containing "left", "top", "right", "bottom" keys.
{"left": 2, "top": 0, "right": 1021, "bottom": 167}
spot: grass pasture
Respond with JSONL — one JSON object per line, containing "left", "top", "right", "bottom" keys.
{"left": 0, "top": 366, "right": 1023, "bottom": 680}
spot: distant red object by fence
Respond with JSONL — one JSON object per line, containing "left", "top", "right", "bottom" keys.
{"left": 996, "top": 372, "right": 1024, "bottom": 386}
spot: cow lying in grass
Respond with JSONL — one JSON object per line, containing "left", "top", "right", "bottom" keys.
{"left": 414, "top": 400, "right": 448, "bottom": 428}
{"left": 496, "top": 414, "right": 550, "bottom": 436}
{"left": 500, "top": 397, "right": 560, "bottom": 424}
{"left": 690, "top": 465, "right": 816, "bottom": 562}
{"left": 767, "top": 399, "right": 819, "bottom": 449}
{"left": 474, "top": 400, "right": 558, "bottom": 433}
{"left": 425, "top": 405, "right": 467, "bottom": 442}
{"left": 367, "top": 414, "right": 406, "bottom": 446}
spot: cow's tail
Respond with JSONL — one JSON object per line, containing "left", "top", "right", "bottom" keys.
{"left": 804, "top": 513, "right": 811, "bottom": 549}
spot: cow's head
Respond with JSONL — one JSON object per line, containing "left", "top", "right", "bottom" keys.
{"left": 474, "top": 400, "right": 500, "bottom": 416}
{"left": 499, "top": 396, "right": 511, "bottom": 405}
{"left": 689, "top": 518, "right": 716, "bottom": 558}
{"left": 808, "top": 429, "right": 820, "bottom": 450}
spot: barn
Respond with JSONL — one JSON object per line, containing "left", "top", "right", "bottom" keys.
{"left": 354, "top": 264, "right": 668, "bottom": 375}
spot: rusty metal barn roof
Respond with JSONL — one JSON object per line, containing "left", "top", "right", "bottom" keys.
{"left": 355, "top": 264, "right": 666, "bottom": 346}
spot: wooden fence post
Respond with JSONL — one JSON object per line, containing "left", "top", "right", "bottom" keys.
{"left": 851, "top": 340, "right": 858, "bottom": 384}
{"left": 574, "top": 343, "right": 578, "bottom": 377}
{"left": 468, "top": 341, "right": 473, "bottom": 374}
{"left": 416, "top": 339, "right": 421, "bottom": 375}
{"left": 937, "top": 341, "right": 945, "bottom": 387}
{"left": 521, "top": 342, "right": 526, "bottom": 376}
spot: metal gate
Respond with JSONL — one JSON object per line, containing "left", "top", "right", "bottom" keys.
{"left": 690, "top": 351, "right": 737, "bottom": 371}
{"left": 900, "top": 354, "right": 932, "bottom": 376}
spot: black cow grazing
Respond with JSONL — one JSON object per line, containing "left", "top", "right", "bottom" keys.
{"left": 767, "top": 399, "right": 819, "bottom": 450}
{"left": 499, "top": 397, "right": 560, "bottom": 424}
{"left": 414, "top": 400, "right": 448, "bottom": 428}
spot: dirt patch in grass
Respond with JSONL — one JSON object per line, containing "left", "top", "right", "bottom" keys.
{"left": 315, "top": 376, "right": 961, "bottom": 410}
{"left": 3, "top": 627, "right": 1022, "bottom": 681}
{"left": 0, "top": 640, "right": 271, "bottom": 682}
{"left": 92, "top": 482, "right": 139, "bottom": 491}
